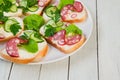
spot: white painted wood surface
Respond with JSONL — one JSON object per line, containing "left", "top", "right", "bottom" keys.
{"left": 0, "top": 0, "right": 120, "bottom": 80}
{"left": 97, "top": 0, "right": 120, "bottom": 80}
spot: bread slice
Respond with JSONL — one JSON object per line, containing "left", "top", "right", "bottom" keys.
{"left": 24, "top": 0, "right": 52, "bottom": 16}
{"left": 0, "top": 17, "right": 24, "bottom": 42}
{"left": 46, "top": 34, "right": 85, "bottom": 53}
{"left": 0, "top": 39, "right": 48, "bottom": 64}
{"left": 40, "top": 23, "right": 86, "bottom": 54}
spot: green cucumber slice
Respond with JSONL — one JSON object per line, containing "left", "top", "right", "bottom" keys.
{"left": 28, "top": 6, "right": 39, "bottom": 12}
{"left": 24, "top": 30, "right": 34, "bottom": 37}
{"left": 4, "top": 19, "right": 18, "bottom": 32}
{"left": 46, "top": 20, "right": 56, "bottom": 27}
{"left": 45, "top": 6, "right": 57, "bottom": 18}
{"left": 56, "top": 21, "right": 63, "bottom": 27}
{"left": 10, "top": 4, "right": 17, "bottom": 12}
{"left": 30, "top": 33, "right": 44, "bottom": 43}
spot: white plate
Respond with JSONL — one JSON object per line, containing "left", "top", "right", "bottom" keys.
{"left": 0, "top": 0, "right": 93, "bottom": 65}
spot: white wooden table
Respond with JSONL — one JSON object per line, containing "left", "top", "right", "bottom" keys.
{"left": 0, "top": 0, "right": 120, "bottom": 80}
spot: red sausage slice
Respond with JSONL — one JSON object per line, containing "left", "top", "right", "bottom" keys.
{"left": 6, "top": 38, "right": 27, "bottom": 57}
{"left": 53, "top": 30, "right": 66, "bottom": 40}
{"left": 66, "top": 35, "right": 81, "bottom": 45}
{"left": 73, "top": 1, "right": 83, "bottom": 12}
{"left": 58, "top": 39, "right": 66, "bottom": 46}
{"left": 38, "top": 0, "right": 47, "bottom": 7}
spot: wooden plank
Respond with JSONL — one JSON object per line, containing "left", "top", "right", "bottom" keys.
{"left": 9, "top": 64, "right": 41, "bottom": 80}
{"left": 69, "top": 0, "right": 98, "bottom": 80}
{"left": 0, "top": 60, "right": 12, "bottom": 80}
{"left": 39, "top": 59, "right": 68, "bottom": 80}
{"left": 97, "top": 0, "right": 120, "bottom": 80}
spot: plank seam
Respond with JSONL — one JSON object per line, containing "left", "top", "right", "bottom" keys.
{"left": 38, "top": 65, "right": 42, "bottom": 80}
{"left": 67, "top": 57, "right": 70, "bottom": 80}
{"left": 95, "top": 0, "right": 100, "bottom": 80}
{"left": 8, "top": 63, "right": 13, "bottom": 80}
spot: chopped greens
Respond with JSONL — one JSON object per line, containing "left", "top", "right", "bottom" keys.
{"left": 0, "top": 12, "right": 8, "bottom": 22}
{"left": 10, "top": 23, "right": 21, "bottom": 35}
{"left": 0, "top": 0, "right": 17, "bottom": 12}
{"left": 19, "top": 0, "right": 38, "bottom": 12}
{"left": 45, "top": 25, "right": 56, "bottom": 37}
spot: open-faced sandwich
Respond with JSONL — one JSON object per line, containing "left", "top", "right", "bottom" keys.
{"left": 43, "top": 0, "right": 87, "bottom": 23}
{"left": 0, "top": 16, "right": 24, "bottom": 42}
{"left": 18, "top": 0, "right": 52, "bottom": 16}
{"left": 0, "top": 30, "right": 48, "bottom": 64}
{"left": 40, "top": 20, "right": 85, "bottom": 53}
{"left": 0, "top": 0, "right": 22, "bottom": 17}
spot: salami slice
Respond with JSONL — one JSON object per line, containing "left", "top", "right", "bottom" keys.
{"left": 73, "top": 1, "right": 83, "bottom": 12}
{"left": 6, "top": 38, "right": 27, "bottom": 57}
{"left": 60, "top": 1, "right": 84, "bottom": 21}
{"left": 66, "top": 35, "right": 81, "bottom": 45}
{"left": 53, "top": 30, "right": 66, "bottom": 40}
{"left": 58, "top": 39, "right": 66, "bottom": 46}
{"left": 38, "top": 0, "right": 47, "bottom": 7}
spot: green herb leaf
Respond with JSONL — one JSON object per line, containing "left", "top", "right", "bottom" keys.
{"left": 65, "top": 24, "right": 82, "bottom": 35}
{"left": 45, "top": 25, "right": 56, "bottom": 37}
{"left": 10, "top": 23, "right": 21, "bottom": 35}
{"left": 21, "top": 39, "right": 38, "bottom": 53}
{"left": 58, "top": 0, "right": 74, "bottom": 10}
{"left": 27, "top": 0, "right": 37, "bottom": 7}
{"left": 23, "top": 14, "right": 45, "bottom": 31}
{"left": 0, "top": 12, "right": 8, "bottom": 22}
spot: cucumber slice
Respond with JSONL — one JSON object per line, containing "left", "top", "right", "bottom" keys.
{"left": 45, "top": 6, "right": 57, "bottom": 18}
{"left": 24, "top": 30, "right": 34, "bottom": 37}
{"left": 28, "top": 6, "right": 39, "bottom": 12}
{"left": 10, "top": 4, "right": 17, "bottom": 12}
{"left": 30, "top": 33, "right": 44, "bottom": 43}
{"left": 46, "top": 20, "right": 56, "bottom": 27}
{"left": 56, "top": 21, "right": 63, "bottom": 27}
{"left": 4, "top": 19, "right": 18, "bottom": 32}
{"left": 20, "top": 0, "right": 27, "bottom": 7}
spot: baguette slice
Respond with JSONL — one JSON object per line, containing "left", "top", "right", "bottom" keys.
{"left": 0, "top": 38, "right": 48, "bottom": 64}
{"left": 0, "top": 17, "right": 24, "bottom": 42}
{"left": 24, "top": 0, "right": 52, "bottom": 16}
{"left": 40, "top": 22, "right": 86, "bottom": 54}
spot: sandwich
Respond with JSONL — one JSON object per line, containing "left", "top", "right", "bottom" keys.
{"left": 40, "top": 20, "right": 85, "bottom": 53}
{"left": 0, "top": 30, "right": 48, "bottom": 64}
{"left": 0, "top": 16, "right": 24, "bottom": 42}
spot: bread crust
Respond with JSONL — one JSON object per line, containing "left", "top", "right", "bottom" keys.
{"left": 0, "top": 45, "right": 48, "bottom": 64}
{"left": 0, "top": 25, "right": 24, "bottom": 42}
{"left": 46, "top": 35, "right": 86, "bottom": 54}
